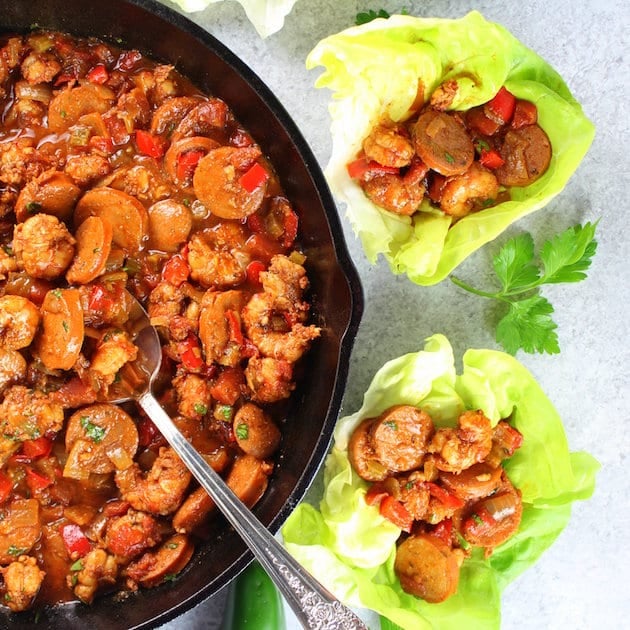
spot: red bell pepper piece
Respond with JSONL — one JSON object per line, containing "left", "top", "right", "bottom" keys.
{"left": 426, "top": 482, "right": 465, "bottom": 509}
{"left": 225, "top": 309, "right": 244, "bottom": 345}
{"left": 379, "top": 495, "right": 413, "bottom": 533}
{"left": 180, "top": 335, "right": 204, "bottom": 370}
{"left": 282, "top": 209, "right": 299, "bottom": 248}
{"left": 346, "top": 157, "right": 399, "bottom": 180}
{"left": 135, "top": 129, "right": 166, "bottom": 159}
{"left": 246, "top": 213, "right": 265, "bottom": 234}
{"left": 210, "top": 368, "right": 244, "bottom": 406}
{"left": 479, "top": 149, "right": 505, "bottom": 170}
{"left": 511, "top": 99, "right": 538, "bottom": 129}
{"left": 161, "top": 254, "right": 190, "bottom": 286}
{"left": 25, "top": 467, "right": 53, "bottom": 493}
{"left": 484, "top": 86, "right": 516, "bottom": 125}
{"left": 22, "top": 437, "right": 53, "bottom": 461}
{"left": 61, "top": 523, "right": 92, "bottom": 558}
{"left": 0, "top": 471, "right": 13, "bottom": 503}
{"left": 246, "top": 233, "right": 285, "bottom": 261}
{"left": 89, "top": 135, "right": 114, "bottom": 155}
{"left": 86, "top": 64, "right": 109, "bottom": 84}
{"left": 246, "top": 260, "right": 266, "bottom": 285}
{"left": 88, "top": 284, "right": 115, "bottom": 312}
{"left": 239, "top": 162, "right": 269, "bottom": 193}
{"left": 432, "top": 518, "right": 453, "bottom": 546}
{"left": 364, "top": 482, "right": 390, "bottom": 507}
{"left": 176, "top": 149, "right": 205, "bottom": 181}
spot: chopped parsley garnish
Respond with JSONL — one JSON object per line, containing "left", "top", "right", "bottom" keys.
{"left": 25, "top": 201, "right": 42, "bottom": 214}
{"left": 384, "top": 420, "right": 397, "bottom": 430}
{"left": 7, "top": 545, "right": 26, "bottom": 556}
{"left": 235, "top": 423, "right": 249, "bottom": 440}
{"left": 80, "top": 416, "right": 106, "bottom": 443}
{"left": 70, "top": 559, "right": 84, "bottom": 571}
{"left": 194, "top": 403, "right": 208, "bottom": 416}
{"left": 444, "top": 151, "right": 455, "bottom": 164}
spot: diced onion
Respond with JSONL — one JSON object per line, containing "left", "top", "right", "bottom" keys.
{"left": 15, "top": 81, "right": 52, "bottom": 103}
{"left": 483, "top": 493, "right": 516, "bottom": 522}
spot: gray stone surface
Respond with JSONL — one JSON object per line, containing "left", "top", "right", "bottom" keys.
{"left": 157, "top": 0, "right": 629, "bottom": 628}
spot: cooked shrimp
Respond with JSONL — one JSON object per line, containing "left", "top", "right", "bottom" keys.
{"left": 0, "top": 295, "right": 40, "bottom": 349}
{"left": 363, "top": 124, "right": 415, "bottom": 168}
{"left": 12, "top": 213, "right": 76, "bottom": 280}
{"left": 427, "top": 410, "right": 493, "bottom": 473}
{"left": 363, "top": 158, "right": 428, "bottom": 216}
{"left": 0, "top": 347, "right": 27, "bottom": 394}
{"left": 439, "top": 162, "right": 499, "bottom": 218}
{"left": 0, "top": 385, "right": 64, "bottom": 441}
{"left": 259, "top": 255, "right": 311, "bottom": 310}
{"left": 173, "top": 372, "right": 212, "bottom": 420}
{"left": 148, "top": 280, "right": 187, "bottom": 324}
{"left": 21, "top": 51, "right": 61, "bottom": 85}
{"left": 115, "top": 447, "right": 192, "bottom": 516}
{"left": 0, "top": 246, "right": 17, "bottom": 279}
{"left": 192, "top": 146, "right": 266, "bottom": 220}
{"left": 244, "top": 356, "right": 295, "bottom": 404}
{"left": 68, "top": 548, "right": 118, "bottom": 604}
{"left": 89, "top": 328, "right": 138, "bottom": 387}
{"left": 0, "top": 555, "right": 45, "bottom": 612}
{"left": 187, "top": 223, "right": 249, "bottom": 289}
{"left": 105, "top": 510, "right": 162, "bottom": 560}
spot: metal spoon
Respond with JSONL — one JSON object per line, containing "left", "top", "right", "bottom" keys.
{"left": 108, "top": 293, "right": 367, "bottom": 630}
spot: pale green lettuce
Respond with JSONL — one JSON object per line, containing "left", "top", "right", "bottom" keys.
{"left": 282, "top": 335, "right": 599, "bottom": 629}
{"left": 307, "top": 12, "right": 595, "bottom": 285}
{"left": 166, "top": 0, "right": 299, "bottom": 37}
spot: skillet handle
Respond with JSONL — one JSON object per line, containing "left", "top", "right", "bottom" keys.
{"left": 138, "top": 392, "right": 368, "bottom": 630}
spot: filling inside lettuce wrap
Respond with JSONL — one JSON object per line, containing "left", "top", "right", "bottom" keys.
{"left": 307, "top": 11, "right": 595, "bottom": 285}
{"left": 282, "top": 335, "right": 599, "bottom": 629}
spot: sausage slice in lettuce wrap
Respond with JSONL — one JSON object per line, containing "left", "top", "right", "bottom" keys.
{"left": 308, "top": 12, "right": 595, "bottom": 285}
{"left": 282, "top": 334, "right": 599, "bottom": 629}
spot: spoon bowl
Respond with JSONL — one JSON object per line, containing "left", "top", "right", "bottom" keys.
{"left": 109, "top": 292, "right": 367, "bottom": 630}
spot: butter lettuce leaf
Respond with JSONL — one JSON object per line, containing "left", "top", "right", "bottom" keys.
{"left": 307, "top": 12, "right": 595, "bottom": 285}
{"left": 282, "top": 335, "right": 599, "bottom": 629}
{"left": 166, "top": 0, "right": 299, "bottom": 38}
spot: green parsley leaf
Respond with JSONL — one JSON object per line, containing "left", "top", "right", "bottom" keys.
{"left": 451, "top": 222, "right": 598, "bottom": 355}
{"left": 355, "top": 9, "right": 391, "bottom": 25}
{"left": 7, "top": 545, "right": 26, "bottom": 556}
{"left": 194, "top": 403, "right": 208, "bottom": 416}
{"left": 70, "top": 559, "right": 84, "bottom": 571}
{"left": 80, "top": 416, "right": 106, "bottom": 443}
{"left": 383, "top": 420, "right": 397, "bottom": 430}
{"left": 235, "top": 423, "right": 249, "bottom": 440}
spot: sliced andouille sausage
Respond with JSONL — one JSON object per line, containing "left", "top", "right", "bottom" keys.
{"left": 147, "top": 198, "right": 193, "bottom": 252}
{"left": 193, "top": 146, "right": 267, "bottom": 220}
{"left": 461, "top": 474, "right": 523, "bottom": 549}
{"left": 495, "top": 124, "right": 552, "bottom": 187}
{"left": 35, "top": 288, "right": 84, "bottom": 370}
{"left": 74, "top": 187, "right": 149, "bottom": 253}
{"left": 348, "top": 417, "right": 388, "bottom": 482}
{"left": 412, "top": 109, "right": 474, "bottom": 176}
{"left": 233, "top": 403, "right": 281, "bottom": 459}
{"left": 394, "top": 532, "right": 461, "bottom": 603}
{"left": 15, "top": 170, "right": 81, "bottom": 223}
{"left": 149, "top": 96, "right": 201, "bottom": 135}
{"left": 66, "top": 215, "right": 113, "bottom": 284}
{"left": 369, "top": 405, "right": 434, "bottom": 473}
{"left": 48, "top": 83, "right": 115, "bottom": 132}
{"left": 170, "top": 98, "right": 229, "bottom": 141}
{"left": 163, "top": 136, "right": 220, "bottom": 187}
{"left": 125, "top": 533, "right": 194, "bottom": 588}
{"left": 64, "top": 403, "right": 139, "bottom": 478}
{"left": 439, "top": 462, "right": 503, "bottom": 501}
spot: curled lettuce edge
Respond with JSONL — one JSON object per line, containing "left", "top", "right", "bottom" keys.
{"left": 168, "top": 0, "right": 299, "bottom": 38}
{"left": 307, "top": 11, "right": 596, "bottom": 285}
{"left": 282, "top": 334, "right": 599, "bottom": 629}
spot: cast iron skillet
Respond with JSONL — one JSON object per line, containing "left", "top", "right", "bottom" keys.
{"left": 0, "top": 1, "right": 363, "bottom": 627}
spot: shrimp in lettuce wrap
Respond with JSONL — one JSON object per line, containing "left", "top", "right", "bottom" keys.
{"left": 282, "top": 335, "right": 599, "bottom": 629}
{"left": 308, "top": 12, "right": 594, "bottom": 285}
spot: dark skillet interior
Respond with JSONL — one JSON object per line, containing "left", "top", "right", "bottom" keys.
{"left": 0, "top": 0, "right": 363, "bottom": 627}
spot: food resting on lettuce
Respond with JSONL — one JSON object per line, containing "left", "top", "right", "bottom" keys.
{"left": 282, "top": 335, "right": 599, "bottom": 630}
{"left": 308, "top": 12, "right": 595, "bottom": 285}
{"left": 350, "top": 405, "right": 523, "bottom": 603}
{"left": 348, "top": 86, "right": 551, "bottom": 219}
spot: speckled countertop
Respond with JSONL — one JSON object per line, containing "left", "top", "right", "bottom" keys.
{"left": 157, "top": 1, "right": 629, "bottom": 628}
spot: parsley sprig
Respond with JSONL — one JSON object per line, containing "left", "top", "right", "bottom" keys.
{"left": 450, "top": 222, "right": 598, "bottom": 355}
{"left": 355, "top": 8, "right": 408, "bottom": 25}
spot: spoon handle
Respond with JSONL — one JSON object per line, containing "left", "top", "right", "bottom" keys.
{"left": 138, "top": 392, "right": 367, "bottom": 630}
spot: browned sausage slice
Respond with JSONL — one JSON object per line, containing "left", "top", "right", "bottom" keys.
{"left": 64, "top": 403, "right": 139, "bottom": 477}
{"left": 125, "top": 533, "right": 194, "bottom": 588}
{"left": 147, "top": 199, "right": 193, "bottom": 252}
{"left": 0, "top": 499, "right": 42, "bottom": 565}
{"left": 150, "top": 96, "right": 200, "bottom": 135}
{"left": 15, "top": 170, "right": 81, "bottom": 223}
{"left": 370, "top": 405, "right": 434, "bottom": 473}
{"left": 74, "top": 187, "right": 149, "bottom": 253}
{"left": 412, "top": 109, "right": 474, "bottom": 176}
{"left": 348, "top": 417, "right": 388, "bottom": 482}
{"left": 495, "top": 124, "right": 552, "bottom": 187}
{"left": 48, "top": 84, "right": 115, "bottom": 132}
{"left": 439, "top": 462, "right": 503, "bottom": 501}
{"left": 394, "top": 532, "right": 461, "bottom": 603}
{"left": 66, "top": 215, "right": 113, "bottom": 284}
{"left": 164, "top": 136, "right": 220, "bottom": 187}
{"left": 35, "top": 288, "right": 84, "bottom": 370}
{"left": 233, "top": 403, "right": 281, "bottom": 459}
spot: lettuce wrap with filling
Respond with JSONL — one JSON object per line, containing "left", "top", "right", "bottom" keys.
{"left": 307, "top": 11, "right": 595, "bottom": 285}
{"left": 282, "top": 334, "right": 599, "bottom": 629}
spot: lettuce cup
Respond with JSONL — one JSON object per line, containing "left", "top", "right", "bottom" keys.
{"left": 308, "top": 11, "right": 595, "bottom": 285}
{"left": 282, "top": 335, "right": 599, "bottom": 629}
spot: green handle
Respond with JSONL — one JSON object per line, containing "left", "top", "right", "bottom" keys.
{"left": 223, "top": 561, "right": 286, "bottom": 630}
